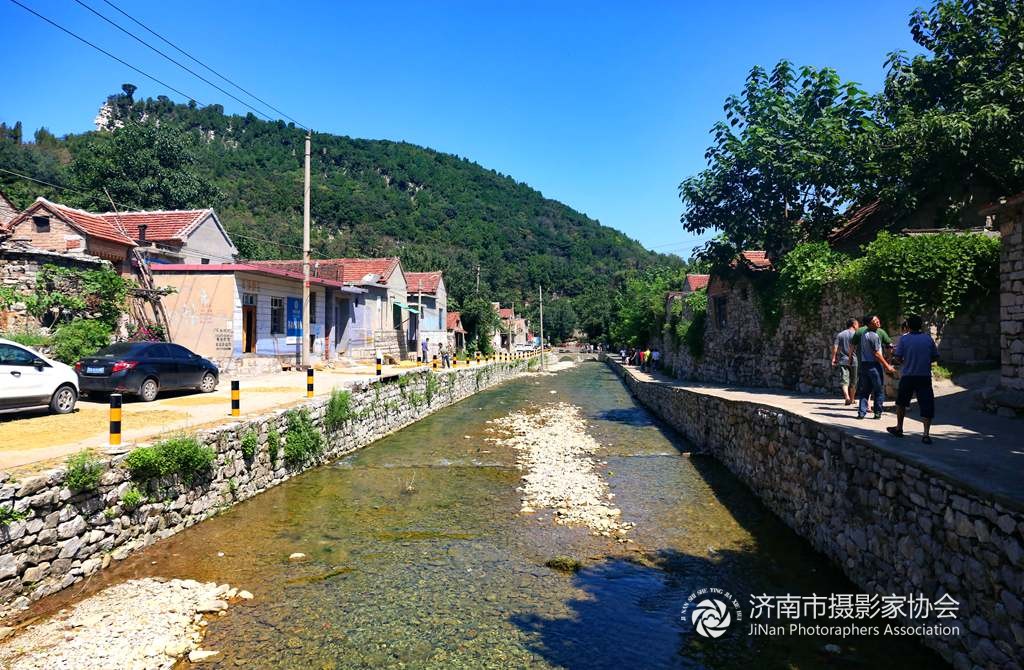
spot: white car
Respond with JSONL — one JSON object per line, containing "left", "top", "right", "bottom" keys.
{"left": 0, "top": 337, "right": 79, "bottom": 414}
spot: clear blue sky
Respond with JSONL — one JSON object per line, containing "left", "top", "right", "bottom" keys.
{"left": 2, "top": 0, "right": 923, "bottom": 256}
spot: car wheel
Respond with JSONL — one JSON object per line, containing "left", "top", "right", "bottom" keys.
{"left": 49, "top": 384, "right": 77, "bottom": 414}
{"left": 199, "top": 372, "right": 217, "bottom": 393}
{"left": 139, "top": 377, "right": 159, "bottom": 402}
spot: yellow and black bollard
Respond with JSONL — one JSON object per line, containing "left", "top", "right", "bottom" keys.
{"left": 109, "top": 393, "right": 122, "bottom": 447}
{"left": 476, "top": 351, "right": 481, "bottom": 365}
{"left": 231, "top": 380, "right": 240, "bottom": 417}
{"left": 306, "top": 367, "right": 314, "bottom": 398}
{"left": 453, "top": 354, "right": 458, "bottom": 368}
{"left": 376, "top": 354, "right": 383, "bottom": 377}
{"left": 432, "top": 354, "right": 438, "bottom": 370}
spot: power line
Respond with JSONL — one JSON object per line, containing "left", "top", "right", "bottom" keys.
{"left": 100, "top": 0, "right": 308, "bottom": 130}
{"left": 71, "top": 0, "right": 282, "bottom": 125}
{"left": 7, "top": 0, "right": 204, "bottom": 107}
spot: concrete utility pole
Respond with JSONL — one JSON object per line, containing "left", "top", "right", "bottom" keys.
{"left": 301, "top": 131, "right": 312, "bottom": 368}
{"left": 417, "top": 279, "right": 423, "bottom": 352}
{"left": 539, "top": 286, "right": 545, "bottom": 371}
{"left": 475, "top": 265, "right": 480, "bottom": 293}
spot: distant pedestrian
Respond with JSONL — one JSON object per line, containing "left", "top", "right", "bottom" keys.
{"left": 651, "top": 348, "right": 661, "bottom": 371}
{"left": 421, "top": 337, "right": 430, "bottom": 362}
{"left": 620, "top": 348, "right": 627, "bottom": 363}
{"left": 855, "top": 315, "right": 896, "bottom": 420}
{"left": 441, "top": 344, "right": 452, "bottom": 368}
{"left": 642, "top": 347, "right": 652, "bottom": 372}
{"left": 831, "top": 318, "right": 860, "bottom": 405}
{"left": 887, "top": 315, "right": 938, "bottom": 444}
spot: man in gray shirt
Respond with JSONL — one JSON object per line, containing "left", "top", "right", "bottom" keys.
{"left": 856, "top": 315, "right": 896, "bottom": 419}
{"left": 831, "top": 318, "right": 859, "bottom": 405}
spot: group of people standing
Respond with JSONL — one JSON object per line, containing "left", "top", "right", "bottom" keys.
{"left": 620, "top": 346, "right": 661, "bottom": 372}
{"left": 420, "top": 337, "right": 458, "bottom": 368}
{"left": 831, "top": 314, "right": 938, "bottom": 444}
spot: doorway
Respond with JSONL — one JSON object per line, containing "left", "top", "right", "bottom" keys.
{"left": 242, "top": 294, "right": 257, "bottom": 353}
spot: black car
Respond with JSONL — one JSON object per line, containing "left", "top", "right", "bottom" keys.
{"left": 76, "top": 342, "right": 219, "bottom": 402}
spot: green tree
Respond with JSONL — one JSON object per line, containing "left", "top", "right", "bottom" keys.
{"left": 459, "top": 295, "right": 501, "bottom": 353}
{"left": 543, "top": 299, "right": 578, "bottom": 343}
{"left": 680, "top": 61, "right": 877, "bottom": 264}
{"left": 610, "top": 267, "right": 684, "bottom": 347}
{"left": 68, "top": 121, "right": 220, "bottom": 210}
{"left": 876, "top": 0, "right": 1024, "bottom": 220}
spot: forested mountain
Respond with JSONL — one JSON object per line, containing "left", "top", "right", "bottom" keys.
{"left": 1, "top": 89, "right": 681, "bottom": 327}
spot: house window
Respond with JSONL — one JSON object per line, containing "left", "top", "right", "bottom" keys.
{"left": 270, "top": 297, "right": 285, "bottom": 334}
{"left": 242, "top": 294, "right": 256, "bottom": 306}
{"left": 33, "top": 216, "right": 50, "bottom": 232}
{"left": 438, "top": 308, "right": 444, "bottom": 331}
{"left": 201, "top": 258, "right": 210, "bottom": 265}
{"left": 714, "top": 296, "right": 728, "bottom": 329}
{"left": 393, "top": 303, "right": 402, "bottom": 330}
{"left": 310, "top": 293, "right": 317, "bottom": 323}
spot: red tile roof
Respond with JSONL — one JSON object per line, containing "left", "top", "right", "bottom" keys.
{"left": 246, "top": 259, "right": 346, "bottom": 282}
{"left": 150, "top": 263, "right": 364, "bottom": 292}
{"left": 828, "top": 199, "right": 883, "bottom": 244}
{"left": 446, "top": 311, "right": 466, "bottom": 333}
{"left": 684, "top": 274, "right": 709, "bottom": 291}
{"left": 16, "top": 198, "right": 136, "bottom": 246}
{"left": 101, "top": 209, "right": 211, "bottom": 242}
{"left": 739, "top": 251, "right": 771, "bottom": 269}
{"left": 406, "top": 271, "right": 443, "bottom": 294}
{"left": 497, "top": 307, "right": 515, "bottom": 319}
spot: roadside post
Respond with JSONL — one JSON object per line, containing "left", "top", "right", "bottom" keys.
{"left": 376, "top": 354, "right": 382, "bottom": 377}
{"left": 109, "top": 393, "right": 122, "bottom": 447}
{"left": 231, "top": 380, "right": 240, "bottom": 417}
{"left": 476, "top": 351, "right": 481, "bottom": 365}
{"left": 432, "top": 355, "right": 438, "bottom": 369}
{"left": 306, "top": 367, "right": 314, "bottom": 398}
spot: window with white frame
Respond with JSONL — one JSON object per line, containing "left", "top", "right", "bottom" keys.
{"left": 270, "top": 297, "right": 285, "bottom": 334}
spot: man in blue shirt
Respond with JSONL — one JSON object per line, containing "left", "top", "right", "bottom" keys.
{"left": 856, "top": 315, "right": 896, "bottom": 419}
{"left": 887, "top": 315, "right": 939, "bottom": 444}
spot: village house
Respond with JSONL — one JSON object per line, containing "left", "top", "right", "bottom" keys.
{"left": 494, "top": 305, "right": 529, "bottom": 351}
{"left": 405, "top": 271, "right": 447, "bottom": 359}
{"left": 664, "top": 273, "right": 709, "bottom": 323}
{"left": 150, "top": 262, "right": 365, "bottom": 374}
{"left": 109, "top": 208, "right": 237, "bottom": 265}
{"left": 447, "top": 311, "right": 467, "bottom": 351}
{"left": 3, "top": 198, "right": 135, "bottom": 272}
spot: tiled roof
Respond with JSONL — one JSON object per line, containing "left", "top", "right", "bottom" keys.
{"left": 19, "top": 198, "right": 135, "bottom": 246}
{"left": 447, "top": 311, "right": 466, "bottom": 333}
{"left": 828, "top": 199, "right": 883, "bottom": 244}
{"left": 100, "top": 209, "right": 211, "bottom": 242}
{"left": 150, "top": 263, "right": 364, "bottom": 293}
{"left": 247, "top": 257, "right": 402, "bottom": 285}
{"left": 0, "top": 189, "right": 18, "bottom": 228}
{"left": 498, "top": 307, "right": 515, "bottom": 319}
{"left": 406, "top": 271, "right": 443, "bottom": 294}
{"left": 739, "top": 251, "right": 771, "bottom": 269}
{"left": 246, "top": 259, "right": 345, "bottom": 282}
{"left": 684, "top": 274, "right": 709, "bottom": 291}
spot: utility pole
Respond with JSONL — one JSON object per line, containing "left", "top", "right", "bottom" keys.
{"left": 508, "top": 301, "right": 514, "bottom": 352}
{"left": 301, "top": 131, "right": 312, "bottom": 368}
{"left": 475, "top": 265, "right": 480, "bottom": 293}
{"left": 417, "top": 278, "right": 423, "bottom": 354}
{"left": 538, "top": 286, "right": 545, "bottom": 371}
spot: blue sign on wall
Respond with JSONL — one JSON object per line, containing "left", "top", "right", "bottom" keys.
{"left": 286, "top": 297, "right": 303, "bottom": 337}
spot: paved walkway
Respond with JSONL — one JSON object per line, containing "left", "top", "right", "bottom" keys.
{"left": 0, "top": 359, "right": 500, "bottom": 473}
{"left": 618, "top": 363, "right": 1024, "bottom": 510}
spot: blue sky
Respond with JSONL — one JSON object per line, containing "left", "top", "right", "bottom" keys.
{"left": 2, "top": 1, "right": 923, "bottom": 256}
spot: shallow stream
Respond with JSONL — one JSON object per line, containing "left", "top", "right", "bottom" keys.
{"left": 35, "top": 362, "right": 935, "bottom": 669}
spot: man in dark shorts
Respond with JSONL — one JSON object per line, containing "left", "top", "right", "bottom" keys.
{"left": 887, "top": 315, "right": 938, "bottom": 444}
{"left": 831, "top": 318, "right": 859, "bottom": 405}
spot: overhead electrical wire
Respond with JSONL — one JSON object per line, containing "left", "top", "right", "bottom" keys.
{"left": 100, "top": 0, "right": 308, "bottom": 129}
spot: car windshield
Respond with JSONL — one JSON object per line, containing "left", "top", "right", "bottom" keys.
{"left": 93, "top": 343, "right": 149, "bottom": 357}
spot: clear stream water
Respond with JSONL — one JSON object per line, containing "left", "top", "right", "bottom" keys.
{"left": 33, "top": 362, "right": 935, "bottom": 669}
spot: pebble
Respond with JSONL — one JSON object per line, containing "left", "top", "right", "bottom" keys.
{"left": 289, "top": 552, "right": 307, "bottom": 561}
{"left": 188, "top": 649, "right": 220, "bottom": 662}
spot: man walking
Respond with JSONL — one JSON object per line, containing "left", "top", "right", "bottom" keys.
{"left": 651, "top": 347, "right": 661, "bottom": 372}
{"left": 887, "top": 315, "right": 938, "bottom": 444}
{"left": 831, "top": 318, "right": 859, "bottom": 405}
{"left": 856, "top": 315, "right": 895, "bottom": 420}
{"left": 421, "top": 337, "right": 430, "bottom": 364}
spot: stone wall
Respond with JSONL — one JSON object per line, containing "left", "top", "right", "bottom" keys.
{"left": 660, "top": 276, "right": 999, "bottom": 395}
{"left": 0, "top": 359, "right": 533, "bottom": 619}
{"left": 0, "top": 246, "right": 108, "bottom": 331}
{"left": 607, "top": 358, "right": 1023, "bottom": 670}
{"left": 999, "top": 209, "right": 1024, "bottom": 392}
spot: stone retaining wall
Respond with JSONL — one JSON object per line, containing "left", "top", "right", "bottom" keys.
{"left": 606, "top": 358, "right": 1023, "bottom": 670}
{"left": 0, "top": 246, "right": 108, "bottom": 331}
{"left": 0, "top": 359, "right": 534, "bottom": 620}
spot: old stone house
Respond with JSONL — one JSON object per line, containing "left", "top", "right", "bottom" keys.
{"left": 494, "top": 306, "right": 529, "bottom": 351}
{"left": 0, "top": 189, "right": 19, "bottom": 229}
{"left": 447, "top": 311, "right": 467, "bottom": 351}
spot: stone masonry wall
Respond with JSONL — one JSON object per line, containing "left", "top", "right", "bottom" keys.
{"left": 999, "top": 209, "right": 1024, "bottom": 392}
{"left": 0, "top": 359, "right": 534, "bottom": 620}
{"left": 0, "top": 246, "right": 107, "bottom": 331}
{"left": 607, "top": 359, "right": 1024, "bottom": 670}
{"left": 660, "top": 277, "right": 999, "bottom": 396}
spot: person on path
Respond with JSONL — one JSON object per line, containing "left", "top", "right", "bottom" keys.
{"left": 642, "top": 347, "right": 652, "bottom": 372}
{"left": 651, "top": 348, "right": 661, "bottom": 371}
{"left": 421, "top": 337, "right": 430, "bottom": 363}
{"left": 831, "top": 318, "right": 860, "bottom": 405}
{"left": 887, "top": 315, "right": 939, "bottom": 444}
{"left": 441, "top": 344, "right": 452, "bottom": 368}
{"left": 855, "top": 315, "right": 896, "bottom": 420}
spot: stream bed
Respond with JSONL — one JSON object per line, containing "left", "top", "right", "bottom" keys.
{"left": 23, "top": 362, "right": 936, "bottom": 669}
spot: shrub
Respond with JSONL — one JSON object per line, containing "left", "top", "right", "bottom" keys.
{"left": 425, "top": 374, "right": 439, "bottom": 404}
{"left": 0, "top": 506, "right": 26, "bottom": 526}
{"left": 778, "top": 241, "right": 849, "bottom": 317}
{"left": 65, "top": 449, "right": 104, "bottom": 492}
{"left": 283, "top": 409, "right": 323, "bottom": 467}
{"left": 268, "top": 426, "right": 281, "bottom": 464}
{"left": 324, "top": 389, "right": 353, "bottom": 432}
{"left": 123, "top": 434, "right": 215, "bottom": 485}
{"left": 5, "top": 326, "right": 50, "bottom": 348}
{"left": 121, "top": 486, "right": 144, "bottom": 511}
{"left": 240, "top": 430, "right": 258, "bottom": 461}
{"left": 50, "top": 319, "right": 112, "bottom": 364}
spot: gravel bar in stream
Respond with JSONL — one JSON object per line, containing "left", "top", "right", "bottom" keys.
{"left": 0, "top": 577, "right": 251, "bottom": 669}
{"left": 491, "top": 401, "right": 634, "bottom": 537}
